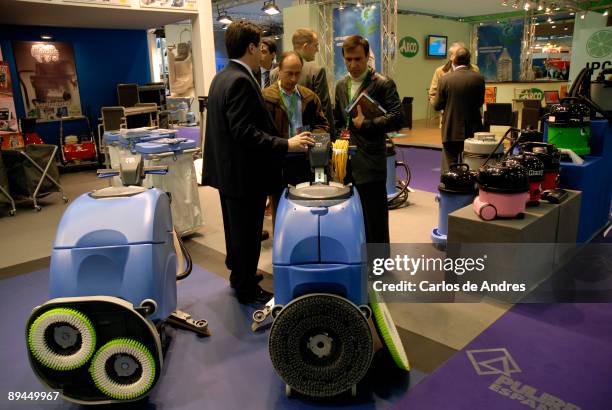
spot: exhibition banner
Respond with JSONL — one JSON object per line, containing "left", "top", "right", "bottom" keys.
{"left": 0, "top": 55, "right": 18, "bottom": 132}
{"left": 568, "top": 27, "right": 612, "bottom": 85}
{"left": 140, "top": 0, "right": 197, "bottom": 10}
{"left": 477, "top": 21, "right": 523, "bottom": 82}
{"left": 63, "top": 0, "right": 131, "bottom": 6}
{"left": 13, "top": 41, "right": 83, "bottom": 122}
{"left": 333, "top": 6, "right": 381, "bottom": 81}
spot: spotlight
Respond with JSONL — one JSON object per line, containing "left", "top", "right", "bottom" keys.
{"left": 524, "top": 2, "right": 530, "bottom": 11}
{"left": 512, "top": 0, "right": 519, "bottom": 9}
{"left": 564, "top": 26, "right": 568, "bottom": 30}
{"left": 604, "top": 9, "right": 609, "bottom": 17}
{"left": 40, "top": 34, "right": 53, "bottom": 40}
{"left": 338, "top": 1, "right": 345, "bottom": 10}
{"left": 552, "top": 25, "right": 556, "bottom": 28}
{"left": 274, "top": 35, "right": 280, "bottom": 40}
{"left": 371, "top": 4, "right": 376, "bottom": 10}
{"left": 356, "top": 1, "right": 362, "bottom": 8}
{"left": 537, "top": 1, "right": 543, "bottom": 11}
{"left": 497, "top": 20, "right": 501, "bottom": 23}
{"left": 262, "top": 0, "right": 280, "bottom": 16}
{"left": 548, "top": 16, "right": 553, "bottom": 22}
{"left": 502, "top": 0, "right": 508, "bottom": 6}
{"left": 216, "top": 6, "right": 232, "bottom": 25}
{"left": 580, "top": 12, "right": 585, "bottom": 19}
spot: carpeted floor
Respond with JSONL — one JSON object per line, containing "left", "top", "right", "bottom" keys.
{"left": 0, "top": 264, "right": 426, "bottom": 409}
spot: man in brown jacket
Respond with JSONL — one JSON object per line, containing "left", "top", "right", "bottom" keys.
{"left": 263, "top": 51, "right": 329, "bottom": 226}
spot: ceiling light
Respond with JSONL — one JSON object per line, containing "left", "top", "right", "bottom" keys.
{"left": 570, "top": 12, "right": 574, "bottom": 15}
{"left": 512, "top": 0, "right": 519, "bottom": 9}
{"left": 497, "top": 20, "right": 501, "bottom": 23}
{"left": 216, "top": 6, "right": 232, "bottom": 25}
{"left": 371, "top": 4, "right": 376, "bottom": 9}
{"left": 222, "top": 25, "right": 229, "bottom": 30}
{"left": 274, "top": 35, "right": 280, "bottom": 40}
{"left": 524, "top": 2, "right": 530, "bottom": 11}
{"left": 580, "top": 12, "right": 586, "bottom": 19}
{"left": 604, "top": 9, "right": 609, "bottom": 17}
{"left": 548, "top": 16, "right": 553, "bottom": 22}
{"left": 338, "top": 1, "right": 345, "bottom": 10}
{"left": 564, "top": 26, "right": 568, "bottom": 30}
{"left": 356, "top": 1, "right": 362, "bottom": 8}
{"left": 537, "top": 1, "right": 543, "bottom": 11}
{"left": 552, "top": 25, "right": 556, "bottom": 28}
{"left": 502, "top": 0, "right": 508, "bottom": 6}
{"left": 40, "top": 34, "right": 53, "bottom": 40}
{"left": 262, "top": 0, "right": 280, "bottom": 16}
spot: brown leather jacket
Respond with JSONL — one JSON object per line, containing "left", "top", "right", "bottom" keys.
{"left": 262, "top": 82, "right": 329, "bottom": 138}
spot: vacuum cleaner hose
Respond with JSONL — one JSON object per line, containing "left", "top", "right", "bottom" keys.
{"left": 388, "top": 161, "right": 411, "bottom": 210}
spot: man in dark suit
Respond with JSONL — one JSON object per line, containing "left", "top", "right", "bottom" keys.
{"left": 270, "top": 28, "right": 335, "bottom": 137}
{"left": 259, "top": 37, "right": 277, "bottom": 89}
{"left": 333, "top": 36, "right": 403, "bottom": 244}
{"left": 203, "top": 21, "right": 314, "bottom": 304}
{"left": 433, "top": 47, "right": 485, "bottom": 173}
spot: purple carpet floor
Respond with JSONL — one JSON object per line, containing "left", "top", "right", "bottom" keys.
{"left": 393, "top": 303, "right": 612, "bottom": 410}
{"left": 395, "top": 147, "right": 441, "bottom": 193}
{"left": 0, "top": 265, "right": 423, "bottom": 409}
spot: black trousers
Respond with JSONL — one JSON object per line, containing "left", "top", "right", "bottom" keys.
{"left": 441, "top": 141, "right": 465, "bottom": 173}
{"left": 355, "top": 181, "right": 390, "bottom": 244}
{"left": 219, "top": 192, "right": 267, "bottom": 294}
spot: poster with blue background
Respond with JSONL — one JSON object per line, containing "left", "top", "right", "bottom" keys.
{"left": 333, "top": 6, "right": 381, "bottom": 81}
{"left": 477, "top": 21, "right": 523, "bottom": 82}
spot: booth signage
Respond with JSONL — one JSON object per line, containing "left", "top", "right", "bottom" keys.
{"left": 569, "top": 27, "right": 612, "bottom": 84}
{"left": 63, "top": 0, "right": 131, "bottom": 6}
{"left": 398, "top": 36, "right": 419, "bottom": 58}
{"left": 517, "top": 88, "right": 544, "bottom": 100}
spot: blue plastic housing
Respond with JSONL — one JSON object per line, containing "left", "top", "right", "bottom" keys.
{"left": 49, "top": 189, "right": 177, "bottom": 321}
{"left": 272, "top": 187, "right": 367, "bottom": 306}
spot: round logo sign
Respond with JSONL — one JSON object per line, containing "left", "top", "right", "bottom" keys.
{"left": 586, "top": 30, "right": 612, "bottom": 58}
{"left": 398, "top": 36, "right": 419, "bottom": 58}
{"left": 519, "top": 88, "right": 544, "bottom": 100}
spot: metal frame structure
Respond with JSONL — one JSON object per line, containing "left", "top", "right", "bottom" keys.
{"left": 380, "top": 0, "right": 398, "bottom": 78}
{"left": 317, "top": 1, "right": 335, "bottom": 96}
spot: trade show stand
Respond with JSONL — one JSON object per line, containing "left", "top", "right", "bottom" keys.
{"left": 446, "top": 191, "right": 581, "bottom": 295}
{"left": 555, "top": 119, "right": 612, "bottom": 242}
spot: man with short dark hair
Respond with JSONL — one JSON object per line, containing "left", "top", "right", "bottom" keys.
{"left": 263, "top": 51, "right": 329, "bottom": 228}
{"left": 270, "top": 28, "right": 334, "bottom": 136}
{"left": 428, "top": 41, "right": 479, "bottom": 104}
{"left": 333, "top": 35, "right": 403, "bottom": 244}
{"left": 433, "top": 47, "right": 485, "bottom": 172}
{"left": 259, "top": 37, "right": 277, "bottom": 89}
{"left": 203, "top": 21, "right": 314, "bottom": 304}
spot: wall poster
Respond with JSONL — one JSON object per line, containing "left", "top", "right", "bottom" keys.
{"left": 477, "top": 21, "right": 524, "bottom": 82}
{"left": 0, "top": 53, "right": 18, "bottom": 132}
{"left": 333, "top": 6, "right": 381, "bottom": 82}
{"left": 12, "top": 41, "right": 82, "bottom": 122}
{"left": 140, "top": 0, "right": 197, "bottom": 10}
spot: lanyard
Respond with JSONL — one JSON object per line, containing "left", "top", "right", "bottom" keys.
{"left": 279, "top": 81, "right": 298, "bottom": 136}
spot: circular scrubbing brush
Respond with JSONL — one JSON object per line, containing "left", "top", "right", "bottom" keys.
{"left": 90, "top": 338, "right": 156, "bottom": 401}
{"left": 370, "top": 291, "right": 410, "bottom": 371}
{"left": 27, "top": 308, "right": 96, "bottom": 371}
{"left": 269, "top": 294, "right": 373, "bottom": 397}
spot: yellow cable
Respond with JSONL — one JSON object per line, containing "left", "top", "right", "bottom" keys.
{"left": 332, "top": 139, "right": 349, "bottom": 183}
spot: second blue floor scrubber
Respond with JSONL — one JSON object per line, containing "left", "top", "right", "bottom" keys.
{"left": 264, "top": 134, "right": 409, "bottom": 398}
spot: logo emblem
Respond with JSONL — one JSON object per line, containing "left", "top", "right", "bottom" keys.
{"left": 586, "top": 30, "right": 612, "bottom": 58}
{"left": 466, "top": 348, "right": 521, "bottom": 377}
{"left": 398, "top": 36, "right": 419, "bottom": 58}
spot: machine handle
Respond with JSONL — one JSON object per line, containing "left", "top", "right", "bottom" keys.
{"left": 144, "top": 165, "right": 169, "bottom": 175}
{"left": 309, "top": 207, "right": 328, "bottom": 215}
{"left": 97, "top": 169, "right": 119, "bottom": 178}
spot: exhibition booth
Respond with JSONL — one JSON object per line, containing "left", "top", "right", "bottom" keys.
{"left": 0, "top": 0, "right": 611, "bottom": 408}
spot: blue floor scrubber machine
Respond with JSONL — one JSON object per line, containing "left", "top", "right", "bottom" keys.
{"left": 265, "top": 134, "right": 409, "bottom": 398}
{"left": 25, "top": 151, "right": 209, "bottom": 405}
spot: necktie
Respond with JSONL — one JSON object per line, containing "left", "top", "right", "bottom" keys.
{"left": 263, "top": 70, "right": 270, "bottom": 89}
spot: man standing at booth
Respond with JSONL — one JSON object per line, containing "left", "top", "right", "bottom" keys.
{"left": 433, "top": 47, "right": 485, "bottom": 173}
{"left": 333, "top": 35, "right": 403, "bottom": 244}
{"left": 263, "top": 51, "right": 329, "bottom": 227}
{"left": 428, "top": 41, "right": 480, "bottom": 104}
{"left": 271, "top": 28, "right": 334, "bottom": 137}
{"left": 203, "top": 21, "right": 314, "bottom": 305}
{"left": 259, "top": 37, "right": 277, "bottom": 89}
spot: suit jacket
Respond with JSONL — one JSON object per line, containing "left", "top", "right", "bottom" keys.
{"left": 262, "top": 83, "right": 329, "bottom": 139}
{"left": 428, "top": 62, "right": 479, "bottom": 103}
{"left": 203, "top": 61, "right": 287, "bottom": 198}
{"left": 333, "top": 69, "right": 403, "bottom": 184}
{"left": 271, "top": 60, "right": 335, "bottom": 136}
{"left": 433, "top": 68, "right": 485, "bottom": 143}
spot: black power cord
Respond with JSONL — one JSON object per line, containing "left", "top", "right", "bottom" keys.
{"left": 176, "top": 233, "right": 193, "bottom": 281}
{"left": 388, "top": 160, "right": 411, "bottom": 210}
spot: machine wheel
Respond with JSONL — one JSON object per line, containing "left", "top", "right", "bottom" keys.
{"left": 269, "top": 294, "right": 373, "bottom": 398}
{"left": 479, "top": 204, "right": 497, "bottom": 221}
{"left": 27, "top": 308, "right": 96, "bottom": 371}
{"left": 34, "top": 206, "right": 42, "bottom": 212}
{"left": 8, "top": 210, "right": 15, "bottom": 216}
{"left": 90, "top": 338, "right": 156, "bottom": 401}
